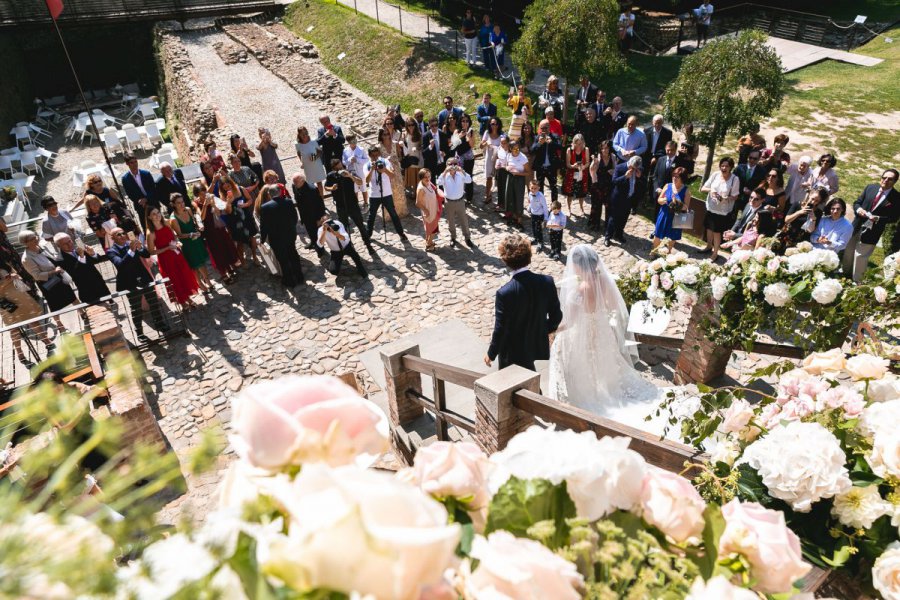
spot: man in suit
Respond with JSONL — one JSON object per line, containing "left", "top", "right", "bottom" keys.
{"left": 576, "top": 108, "right": 604, "bottom": 156}
{"left": 844, "top": 168, "right": 900, "bottom": 281}
{"left": 476, "top": 93, "right": 497, "bottom": 135}
{"left": 121, "top": 153, "right": 158, "bottom": 231}
{"left": 154, "top": 162, "right": 187, "bottom": 211}
{"left": 723, "top": 188, "right": 766, "bottom": 242}
{"left": 531, "top": 123, "right": 563, "bottom": 204}
{"left": 651, "top": 141, "right": 679, "bottom": 218}
{"left": 437, "top": 96, "right": 464, "bottom": 130}
{"left": 259, "top": 184, "right": 306, "bottom": 287}
{"left": 733, "top": 150, "right": 766, "bottom": 213}
{"left": 412, "top": 109, "right": 427, "bottom": 137}
{"left": 603, "top": 96, "right": 627, "bottom": 140}
{"left": 574, "top": 76, "right": 599, "bottom": 125}
{"left": 325, "top": 158, "right": 372, "bottom": 252}
{"left": 606, "top": 156, "right": 645, "bottom": 247}
{"left": 643, "top": 115, "right": 673, "bottom": 173}
{"left": 291, "top": 173, "right": 327, "bottom": 257}
{"left": 422, "top": 118, "right": 450, "bottom": 177}
{"left": 52, "top": 233, "right": 110, "bottom": 304}
{"left": 316, "top": 114, "right": 346, "bottom": 170}
{"left": 590, "top": 89, "right": 609, "bottom": 124}
{"left": 484, "top": 234, "right": 562, "bottom": 371}
{"left": 106, "top": 228, "right": 168, "bottom": 341}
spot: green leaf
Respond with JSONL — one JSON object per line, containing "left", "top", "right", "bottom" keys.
{"left": 734, "top": 464, "right": 770, "bottom": 505}
{"left": 229, "top": 532, "right": 277, "bottom": 600}
{"left": 485, "top": 477, "right": 576, "bottom": 549}
{"left": 688, "top": 504, "right": 725, "bottom": 579}
{"left": 819, "top": 543, "right": 853, "bottom": 568}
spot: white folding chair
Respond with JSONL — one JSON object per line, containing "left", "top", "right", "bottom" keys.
{"left": 138, "top": 103, "right": 157, "bottom": 123}
{"left": 19, "top": 151, "right": 42, "bottom": 178}
{"left": 1, "top": 148, "right": 19, "bottom": 173}
{"left": 11, "top": 173, "right": 33, "bottom": 203}
{"left": 143, "top": 121, "right": 163, "bottom": 147}
{"left": 80, "top": 123, "right": 97, "bottom": 145}
{"left": 122, "top": 124, "right": 144, "bottom": 151}
{"left": 13, "top": 126, "right": 32, "bottom": 147}
{"left": 103, "top": 130, "right": 124, "bottom": 156}
{"left": 149, "top": 152, "right": 175, "bottom": 170}
{"left": 27, "top": 123, "right": 51, "bottom": 143}
{"left": 36, "top": 147, "right": 59, "bottom": 171}
{"left": 0, "top": 155, "right": 14, "bottom": 178}
{"left": 180, "top": 162, "right": 203, "bottom": 182}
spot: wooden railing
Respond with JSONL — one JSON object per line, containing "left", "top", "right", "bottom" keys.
{"left": 380, "top": 340, "right": 704, "bottom": 472}
{"left": 0, "top": 0, "right": 278, "bottom": 26}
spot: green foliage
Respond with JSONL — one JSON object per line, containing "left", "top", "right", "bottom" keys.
{"left": 516, "top": 0, "right": 624, "bottom": 85}
{"left": 484, "top": 476, "right": 576, "bottom": 549}
{"left": 662, "top": 29, "right": 785, "bottom": 178}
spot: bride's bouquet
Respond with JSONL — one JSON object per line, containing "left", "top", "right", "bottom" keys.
{"left": 661, "top": 348, "right": 900, "bottom": 595}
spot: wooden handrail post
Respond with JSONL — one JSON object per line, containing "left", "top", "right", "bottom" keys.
{"left": 380, "top": 340, "right": 424, "bottom": 427}
{"left": 473, "top": 366, "right": 538, "bottom": 454}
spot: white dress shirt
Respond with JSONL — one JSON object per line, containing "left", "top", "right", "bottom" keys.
{"left": 436, "top": 169, "right": 472, "bottom": 200}
{"left": 317, "top": 221, "right": 351, "bottom": 251}
{"left": 368, "top": 167, "right": 393, "bottom": 198}
{"left": 528, "top": 191, "right": 549, "bottom": 219}
{"left": 547, "top": 211, "right": 567, "bottom": 229}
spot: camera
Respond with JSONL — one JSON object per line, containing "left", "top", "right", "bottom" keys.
{"left": 0, "top": 297, "right": 18, "bottom": 313}
{"left": 374, "top": 159, "right": 386, "bottom": 169}
{"left": 326, "top": 220, "right": 340, "bottom": 230}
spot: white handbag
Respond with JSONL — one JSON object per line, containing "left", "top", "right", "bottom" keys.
{"left": 672, "top": 211, "right": 695, "bottom": 230}
{"left": 259, "top": 242, "right": 281, "bottom": 276}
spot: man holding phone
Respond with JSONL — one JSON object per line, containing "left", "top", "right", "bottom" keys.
{"left": 107, "top": 228, "right": 168, "bottom": 341}
{"left": 317, "top": 114, "right": 346, "bottom": 171}
{"left": 436, "top": 158, "right": 474, "bottom": 248}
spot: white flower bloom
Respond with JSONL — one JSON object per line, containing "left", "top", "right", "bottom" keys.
{"left": 766, "top": 257, "right": 782, "bottom": 274}
{"left": 686, "top": 575, "right": 758, "bottom": 600}
{"left": 660, "top": 271, "right": 674, "bottom": 290}
{"left": 763, "top": 282, "right": 791, "bottom": 307}
{"left": 858, "top": 400, "right": 900, "bottom": 439}
{"left": 710, "top": 437, "right": 741, "bottom": 467}
{"left": 673, "top": 250, "right": 690, "bottom": 262}
{"left": 811, "top": 248, "right": 840, "bottom": 272}
{"left": 490, "top": 427, "right": 646, "bottom": 520}
{"left": 672, "top": 264, "right": 701, "bottom": 285}
{"left": 640, "top": 466, "right": 706, "bottom": 544}
{"left": 811, "top": 278, "right": 842, "bottom": 304}
{"left": 711, "top": 276, "right": 730, "bottom": 301}
{"left": 136, "top": 534, "right": 219, "bottom": 599}
{"left": 831, "top": 486, "right": 891, "bottom": 529}
{"left": 859, "top": 373, "right": 900, "bottom": 403}
{"left": 647, "top": 286, "right": 667, "bottom": 308}
{"left": 675, "top": 287, "right": 698, "bottom": 307}
{"left": 873, "top": 542, "right": 900, "bottom": 600}
{"left": 747, "top": 278, "right": 759, "bottom": 293}
{"left": 650, "top": 258, "right": 665, "bottom": 272}
{"left": 729, "top": 249, "right": 752, "bottom": 265}
{"left": 753, "top": 247, "right": 773, "bottom": 262}
{"left": 786, "top": 252, "right": 816, "bottom": 273}
{"left": 883, "top": 252, "right": 899, "bottom": 280}
{"left": 813, "top": 270, "right": 826, "bottom": 281}
{"left": 875, "top": 286, "right": 889, "bottom": 303}
{"left": 785, "top": 247, "right": 800, "bottom": 256}
{"left": 846, "top": 354, "right": 890, "bottom": 381}
{"left": 869, "top": 429, "right": 900, "bottom": 480}
{"left": 740, "top": 421, "right": 852, "bottom": 512}
{"left": 796, "top": 241, "right": 814, "bottom": 252}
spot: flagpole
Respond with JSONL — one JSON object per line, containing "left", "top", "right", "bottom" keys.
{"left": 46, "top": 6, "right": 126, "bottom": 203}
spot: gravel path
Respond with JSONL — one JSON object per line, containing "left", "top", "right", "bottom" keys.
{"left": 179, "top": 30, "right": 321, "bottom": 169}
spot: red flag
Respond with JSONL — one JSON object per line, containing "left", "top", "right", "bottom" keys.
{"left": 46, "top": 0, "right": 64, "bottom": 19}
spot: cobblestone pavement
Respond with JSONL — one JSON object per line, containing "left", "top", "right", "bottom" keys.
{"left": 146, "top": 27, "right": 782, "bottom": 521}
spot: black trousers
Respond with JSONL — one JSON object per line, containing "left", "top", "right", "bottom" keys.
{"left": 272, "top": 237, "right": 305, "bottom": 286}
{"left": 530, "top": 214, "right": 545, "bottom": 245}
{"left": 534, "top": 167, "right": 559, "bottom": 204}
{"left": 327, "top": 242, "right": 367, "bottom": 277}
{"left": 549, "top": 229, "right": 563, "bottom": 254}
{"left": 366, "top": 195, "right": 404, "bottom": 237}
{"left": 337, "top": 199, "right": 369, "bottom": 243}
{"left": 126, "top": 285, "right": 165, "bottom": 334}
{"left": 463, "top": 158, "right": 475, "bottom": 203}
{"left": 301, "top": 216, "right": 326, "bottom": 256}
{"left": 606, "top": 201, "right": 631, "bottom": 239}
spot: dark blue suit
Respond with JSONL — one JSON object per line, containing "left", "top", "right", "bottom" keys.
{"left": 487, "top": 270, "right": 562, "bottom": 370}
{"left": 606, "top": 162, "right": 645, "bottom": 242}
{"left": 121, "top": 169, "right": 158, "bottom": 229}
{"left": 437, "top": 106, "right": 464, "bottom": 130}
{"left": 153, "top": 169, "right": 188, "bottom": 210}
{"left": 107, "top": 242, "right": 165, "bottom": 335}
{"left": 260, "top": 196, "right": 305, "bottom": 287}
{"left": 476, "top": 102, "right": 497, "bottom": 135}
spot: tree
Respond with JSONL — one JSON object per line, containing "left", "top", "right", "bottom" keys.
{"left": 662, "top": 30, "right": 785, "bottom": 180}
{"left": 516, "top": 0, "right": 624, "bottom": 122}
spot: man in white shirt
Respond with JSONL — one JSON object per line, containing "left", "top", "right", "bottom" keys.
{"left": 695, "top": 2, "right": 713, "bottom": 48}
{"left": 812, "top": 198, "right": 854, "bottom": 252}
{"left": 436, "top": 158, "right": 474, "bottom": 248}
{"left": 341, "top": 134, "right": 370, "bottom": 207}
{"left": 365, "top": 151, "right": 408, "bottom": 243}
{"left": 784, "top": 156, "right": 813, "bottom": 210}
{"left": 316, "top": 215, "right": 368, "bottom": 278}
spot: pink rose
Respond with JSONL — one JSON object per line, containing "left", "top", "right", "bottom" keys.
{"left": 720, "top": 399, "right": 759, "bottom": 441}
{"left": 816, "top": 386, "right": 865, "bottom": 417}
{"left": 639, "top": 466, "right": 706, "bottom": 544}
{"left": 400, "top": 442, "right": 491, "bottom": 531}
{"left": 231, "top": 375, "right": 389, "bottom": 470}
{"left": 719, "top": 500, "right": 810, "bottom": 594}
{"left": 758, "top": 403, "right": 782, "bottom": 429}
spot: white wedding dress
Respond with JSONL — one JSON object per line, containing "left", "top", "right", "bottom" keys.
{"left": 548, "top": 245, "right": 667, "bottom": 434}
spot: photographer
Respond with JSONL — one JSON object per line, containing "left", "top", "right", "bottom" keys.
{"left": 436, "top": 158, "right": 474, "bottom": 248}
{"left": 325, "top": 158, "right": 372, "bottom": 253}
{"left": 365, "top": 152, "right": 408, "bottom": 243}
{"left": 530, "top": 123, "right": 563, "bottom": 205}
{"left": 317, "top": 215, "right": 368, "bottom": 279}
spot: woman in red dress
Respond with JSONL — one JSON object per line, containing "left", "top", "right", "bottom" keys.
{"left": 146, "top": 207, "right": 199, "bottom": 309}
{"left": 562, "top": 134, "right": 590, "bottom": 216}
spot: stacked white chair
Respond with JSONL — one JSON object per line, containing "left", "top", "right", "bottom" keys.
{"left": 122, "top": 124, "right": 144, "bottom": 152}
{"left": 143, "top": 120, "right": 164, "bottom": 147}
{"left": 102, "top": 127, "right": 124, "bottom": 155}
{"left": 0, "top": 154, "right": 13, "bottom": 178}
{"left": 20, "top": 150, "right": 42, "bottom": 178}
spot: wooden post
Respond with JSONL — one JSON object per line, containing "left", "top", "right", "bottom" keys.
{"left": 473, "top": 366, "right": 538, "bottom": 454}
{"left": 674, "top": 299, "right": 732, "bottom": 385}
{"left": 380, "top": 340, "right": 424, "bottom": 427}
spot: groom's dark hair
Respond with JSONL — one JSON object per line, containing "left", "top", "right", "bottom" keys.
{"left": 498, "top": 234, "right": 532, "bottom": 270}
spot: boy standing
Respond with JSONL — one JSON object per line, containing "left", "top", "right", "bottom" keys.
{"left": 546, "top": 201, "right": 567, "bottom": 259}
{"left": 526, "top": 180, "right": 549, "bottom": 252}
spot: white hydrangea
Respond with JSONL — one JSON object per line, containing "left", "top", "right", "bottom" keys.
{"left": 740, "top": 421, "right": 852, "bottom": 512}
{"left": 711, "top": 276, "right": 730, "bottom": 301}
{"left": 766, "top": 257, "right": 782, "bottom": 274}
{"left": 753, "top": 247, "right": 774, "bottom": 262}
{"left": 796, "top": 241, "right": 814, "bottom": 252}
{"left": 672, "top": 264, "right": 701, "bottom": 285}
{"left": 875, "top": 286, "right": 888, "bottom": 303}
{"left": 763, "top": 282, "right": 791, "bottom": 307}
{"left": 811, "top": 278, "right": 842, "bottom": 304}
{"left": 858, "top": 400, "right": 900, "bottom": 438}
{"left": 647, "top": 286, "right": 667, "bottom": 308}
{"left": 810, "top": 249, "right": 840, "bottom": 272}
{"left": 831, "top": 486, "right": 891, "bottom": 529}
{"left": 649, "top": 258, "right": 665, "bottom": 273}
{"left": 675, "top": 287, "right": 698, "bottom": 307}
{"left": 786, "top": 252, "right": 816, "bottom": 273}
{"left": 728, "top": 250, "right": 753, "bottom": 265}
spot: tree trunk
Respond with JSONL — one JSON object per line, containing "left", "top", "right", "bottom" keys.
{"left": 703, "top": 137, "right": 717, "bottom": 182}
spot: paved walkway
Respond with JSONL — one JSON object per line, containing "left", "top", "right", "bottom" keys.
{"left": 670, "top": 35, "right": 883, "bottom": 72}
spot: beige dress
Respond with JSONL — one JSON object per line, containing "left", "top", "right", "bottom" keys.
{"left": 380, "top": 137, "right": 407, "bottom": 217}
{"left": 417, "top": 182, "right": 440, "bottom": 235}
{"left": 402, "top": 134, "right": 423, "bottom": 190}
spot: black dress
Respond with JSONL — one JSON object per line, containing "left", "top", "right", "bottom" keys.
{"left": 95, "top": 187, "right": 139, "bottom": 234}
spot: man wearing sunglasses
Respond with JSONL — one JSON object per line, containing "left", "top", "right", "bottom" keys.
{"left": 844, "top": 168, "right": 900, "bottom": 281}
{"left": 106, "top": 229, "right": 168, "bottom": 342}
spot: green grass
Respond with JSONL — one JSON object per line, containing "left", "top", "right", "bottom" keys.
{"left": 818, "top": 0, "right": 900, "bottom": 22}
{"left": 284, "top": 1, "right": 512, "bottom": 120}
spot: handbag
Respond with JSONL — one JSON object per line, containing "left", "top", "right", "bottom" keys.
{"left": 672, "top": 211, "right": 695, "bottom": 230}
{"left": 259, "top": 242, "right": 281, "bottom": 276}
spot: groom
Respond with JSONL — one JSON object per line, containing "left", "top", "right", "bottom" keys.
{"left": 485, "top": 234, "right": 563, "bottom": 370}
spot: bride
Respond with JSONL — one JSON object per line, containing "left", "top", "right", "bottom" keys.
{"left": 548, "top": 244, "right": 663, "bottom": 430}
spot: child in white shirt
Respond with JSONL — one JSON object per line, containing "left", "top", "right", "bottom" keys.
{"left": 546, "top": 201, "right": 567, "bottom": 259}
{"left": 526, "top": 179, "right": 549, "bottom": 251}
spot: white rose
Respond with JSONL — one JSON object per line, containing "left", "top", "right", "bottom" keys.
{"left": 747, "top": 278, "right": 759, "bottom": 293}
{"left": 832, "top": 485, "right": 891, "bottom": 529}
{"left": 870, "top": 429, "right": 900, "bottom": 479}
{"left": 710, "top": 436, "right": 741, "bottom": 466}
{"left": 846, "top": 354, "right": 890, "bottom": 381}
{"left": 650, "top": 258, "right": 665, "bottom": 272}
{"left": 811, "top": 278, "right": 842, "bottom": 304}
{"left": 461, "top": 532, "right": 583, "bottom": 599}
{"left": 262, "top": 464, "right": 460, "bottom": 600}
{"left": 785, "top": 247, "right": 800, "bottom": 256}
{"left": 875, "top": 286, "right": 889, "bottom": 303}
{"left": 665, "top": 253, "right": 680, "bottom": 266}
{"left": 660, "top": 271, "right": 674, "bottom": 290}
{"left": 860, "top": 373, "right": 900, "bottom": 403}
{"left": 720, "top": 398, "right": 759, "bottom": 441}
{"left": 753, "top": 247, "right": 773, "bottom": 262}
{"left": 673, "top": 264, "right": 701, "bottom": 285}
{"left": 711, "top": 276, "right": 729, "bottom": 301}
{"left": 728, "top": 249, "right": 752, "bottom": 265}
{"left": 218, "top": 461, "right": 291, "bottom": 510}
{"left": 639, "top": 466, "right": 706, "bottom": 544}
{"left": 686, "top": 575, "right": 758, "bottom": 600}
{"left": 766, "top": 257, "right": 782, "bottom": 274}
{"left": 873, "top": 543, "right": 900, "bottom": 600}
{"left": 740, "top": 421, "right": 852, "bottom": 512}
{"left": 763, "top": 282, "right": 791, "bottom": 307}
{"left": 131, "top": 534, "right": 219, "bottom": 599}
{"left": 801, "top": 348, "right": 846, "bottom": 375}
{"left": 858, "top": 400, "right": 900, "bottom": 439}
{"left": 490, "top": 427, "right": 646, "bottom": 520}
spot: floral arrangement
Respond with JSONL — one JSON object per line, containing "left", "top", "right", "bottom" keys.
{"left": 660, "top": 347, "right": 900, "bottom": 596}
{"left": 617, "top": 243, "right": 716, "bottom": 310}
{"left": 619, "top": 243, "right": 899, "bottom": 352}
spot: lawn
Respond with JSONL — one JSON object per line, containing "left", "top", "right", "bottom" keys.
{"left": 284, "top": 0, "right": 512, "bottom": 120}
